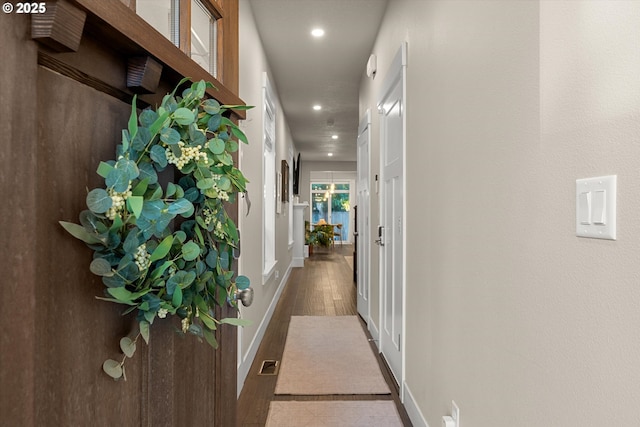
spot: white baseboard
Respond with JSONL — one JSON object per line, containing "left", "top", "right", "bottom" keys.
{"left": 368, "top": 319, "right": 380, "bottom": 350}
{"left": 237, "top": 262, "right": 292, "bottom": 395}
{"left": 403, "top": 382, "right": 429, "bottom": 427}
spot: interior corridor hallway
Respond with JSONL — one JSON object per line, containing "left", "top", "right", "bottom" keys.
{"left": 237, "top": 245, "right": 412, "bottom": 426}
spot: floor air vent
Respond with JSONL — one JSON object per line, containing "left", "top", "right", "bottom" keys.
{"left": 258, "top": 360, "right": 279, "bottom": 376}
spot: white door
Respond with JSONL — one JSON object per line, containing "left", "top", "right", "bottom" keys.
{"left": 377, "top": 44, "right": 406, "bottom": 388}
{"left": 357, "top": 111, "right": 371, "bottom": 322}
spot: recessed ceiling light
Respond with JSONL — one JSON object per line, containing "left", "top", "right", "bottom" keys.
{"left": 331, "top": 135, "right": 338, "bottom": 140}
{"left": 311, "top": 28, "right": 325, "bottom": 38}
{"left": 313, "top": 105, "right": 322, "bottom": 111}
{"left": 328, "top": 152, "right": 333, "bottom": 157}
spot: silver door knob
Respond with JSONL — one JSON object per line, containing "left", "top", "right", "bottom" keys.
{"left": 235, "top": 287, "right": 254, "bottom": 307}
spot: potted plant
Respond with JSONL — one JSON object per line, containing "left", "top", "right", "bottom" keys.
{"left": 305, "top": 220, "right": 333, "bottom": 255}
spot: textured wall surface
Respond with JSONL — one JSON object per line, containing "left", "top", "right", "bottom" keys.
{"left": 238, "top": 0, "right": 296, "bottom": 390}
{"left": 360, "top": 1, "right": 640, "bottom": 426}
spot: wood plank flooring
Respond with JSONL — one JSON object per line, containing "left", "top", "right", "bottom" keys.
{"left": 237, "top": 245, "right": 412, "bottom": 426}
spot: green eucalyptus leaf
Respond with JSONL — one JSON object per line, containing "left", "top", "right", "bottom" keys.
{"left": 132, "top": 127, "right": 151, "bottom": 152}
{"left": 107, "top": 287, "right": 134, "bottom": 303}
{"left": 86, "top": 189, "right": 112, "bottom": 214}
{"left": 172, "top": 107, "right": 195, "bottom": 125}
{"left": 131, "top": 178, "right": 149, "bottom": 197}
{"left": 123, "top": 229, "right": 140, "bottom": 254}
{"left": 202, "top": 327, "right": 218, "bottom": 349}
{"left": 194, "top": 80, "right": 206, "bottom": 98}
{"left": 219, "top": 251, "right": 230, "bottom": 270}
{"left": 149, "top": 111, "right": 170, "bottom": 136}
{"left": 148, "top": 186, "right": 163, "bottom": 201}
{"left": 235, "top": 275, "right": 250, "bottom": 290}
{"left": 202, "top": 99, "right": 221, "bottom": 115}
{"left": 128, "top": 95, "right": 138, "bottom": 143}
{"left": 160, "top": 128, "right": 181, "bottom": 145}
{"left": 217, "top": 152, "right": 233, "bottom": 166}
{"left": 208, "top": 138, "right": 225, "bottom": 155}
{"left": 120, "top": 337, "right": 136, "bottom": 358}
{"left": 181, "top": 241, "right": 200, "bottom": 261}
{"left": 207, "top": 114, "right": 222, "bottom": 132}
{"left": 138, "top": 162, "right": 158, "bottom": 185}
{"left": 150, "top": 260, "right": 172, "bottom": 280}
{"left": 188, "top": 124, "right": 207, "bottom": 145}
{"left": 196, "top": 178, "right": 215, "bottom": 190}
{"left": 172, "top": 286, "right": 183, "bottom": 307}
{"left": 230, "top": 125, "right": 249, "bottom": 144}
{"left": 219, "top": 317, "right": 252, "bottom": 327}
{"left": 150, "top": 145, "right": 168, "bottom": 168}
{"left": 166, "top": 182, "right": 177, "bottom": 198}
{"left": 221, "top": 104, "right": 253, "bottom": 111}
{"left": 149, "top": 235, "right": 173, "bottom": 262}
{"left": 140, "top": 109, "right": 158, "bottom": 127}
{"left": 142, "top": 200, "right": 164, "bottom": 220}
{"left": 166, "top": 270, "right": 196, "bottom": 295}
{"left": 205, "top": 248, "right": 218, "bottom": 268}
{"left": 97, "top": 161, "right": 114, "bottom": 178}
{"left": 103, "top": 359, "right": 123, "bottom": 379}
{"left": 90, "top": 258, "right": 113, "bottom": 276}
{"left": 139, "top": 321, "right": 150, "bottom": 344}
{"left": 79, "top": 210, "right": 105, "bottom": 233}
{"left": 127, "top": 196, "right": 144, "bottom": 219}
{"left": 167, "top": 198, "right": 193, "bottom": 215}
{"left": 217, "top": 176, "right": 231, "bottom": 191}
{"left": 154, "top": 213, "right": 173, "bottom": 235}
{"left": 106, "top": 168, "right": 129, "bottom": 193}
{"left": 225, "top": 139, "right": 238, "bottom": 153}
{"left": 60, "top": 221, "right": 103, "bottom": 245}
{"left": 200, "top": 313, "right": 217, "bottom": 330}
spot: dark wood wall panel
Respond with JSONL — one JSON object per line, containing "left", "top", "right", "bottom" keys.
{"left": 0, "top": 12, "right": 39, "bottom": 427}
{"left": 1, "top": 0, "right": 243, "bottom": 424}
{"left": 36, "top": 67, "right": 144, "bottom": 426}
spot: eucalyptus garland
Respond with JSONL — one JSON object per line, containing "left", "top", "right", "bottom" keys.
{"left": 60, "top": 79, "right": 252, "bottom": 380}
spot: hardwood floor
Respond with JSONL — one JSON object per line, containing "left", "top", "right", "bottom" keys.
{"left": 237, "top": 245, "right": 412, "bottom": 426}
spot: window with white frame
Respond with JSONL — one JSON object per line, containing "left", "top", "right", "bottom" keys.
{"left": 136, "top": 0, "right": 180, "bottom": 46}
{"left": 190, "top": 0, "right": 218, "bottom": 77}
{"left": 263, "top": 73, "right": 276, "bottom": 280}
{"left": 136, "top": 0, "right": 219, "bottom": 78}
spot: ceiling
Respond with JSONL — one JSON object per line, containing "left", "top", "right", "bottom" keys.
{"left": 248, "top": 0, "right": 389, "bottom": 162}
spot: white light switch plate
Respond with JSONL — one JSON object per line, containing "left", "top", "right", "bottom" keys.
{"left": 576, "top": 175, "right": 616, "bottom": 240}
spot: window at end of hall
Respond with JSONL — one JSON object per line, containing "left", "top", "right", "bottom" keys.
{"left": 136, "top": 0, "right": 220, "bottom": 78}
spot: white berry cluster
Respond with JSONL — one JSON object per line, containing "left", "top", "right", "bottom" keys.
{"left": 157, "top": 307, "right": 169, "bottom": 319}
{"left": 165, "top": 141, "right": 208, "bottom": 170}
{"left": 106, "top": 183, "right": 132, "bottom": 220}
{"left": 181, "top": 317, "right": 190, "bottom": 333}
{"left": 206, "top": 175, "right": 230, "bottom": 202}
{"left": 213, "top": 221, "right": 225, "bottom": 240}
{"left": 202, "top": 208, "right": 217, "bottom": 226}
{"left": 134, "top": 243, "right": 151, "bottom": 272}
{"left": 203, "top": 208, "right": 226, "bottom": 240}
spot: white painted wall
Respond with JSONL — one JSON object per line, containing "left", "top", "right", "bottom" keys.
{"left": 360, "top": 1, "right": 640, "bottom": 426}
{"left": 237, "top": 0, "right": 296, "bottom": 393}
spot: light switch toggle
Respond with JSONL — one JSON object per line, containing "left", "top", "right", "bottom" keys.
{"left": 578, "top": 191, "right": 591, "bottom": 225}
{"left": 592, "top": 190, "right": 606, "bottom": 225}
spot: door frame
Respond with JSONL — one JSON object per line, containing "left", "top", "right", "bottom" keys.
{"left": 377, "top": 42, "right": 407, "bottom": 400}
{"left": 357, "top": 110, "right": 372, "bottom": 324}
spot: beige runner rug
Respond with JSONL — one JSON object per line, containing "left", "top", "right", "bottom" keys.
{"left": 265, "top": 400, "right": 403, "bottom": 427}
{"left": 275, "top": 315, "right": 390, "bottom": 395}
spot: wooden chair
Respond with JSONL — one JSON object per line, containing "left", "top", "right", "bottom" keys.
{"left": 333, "top": 224, "right": 343, "bottom": 247}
